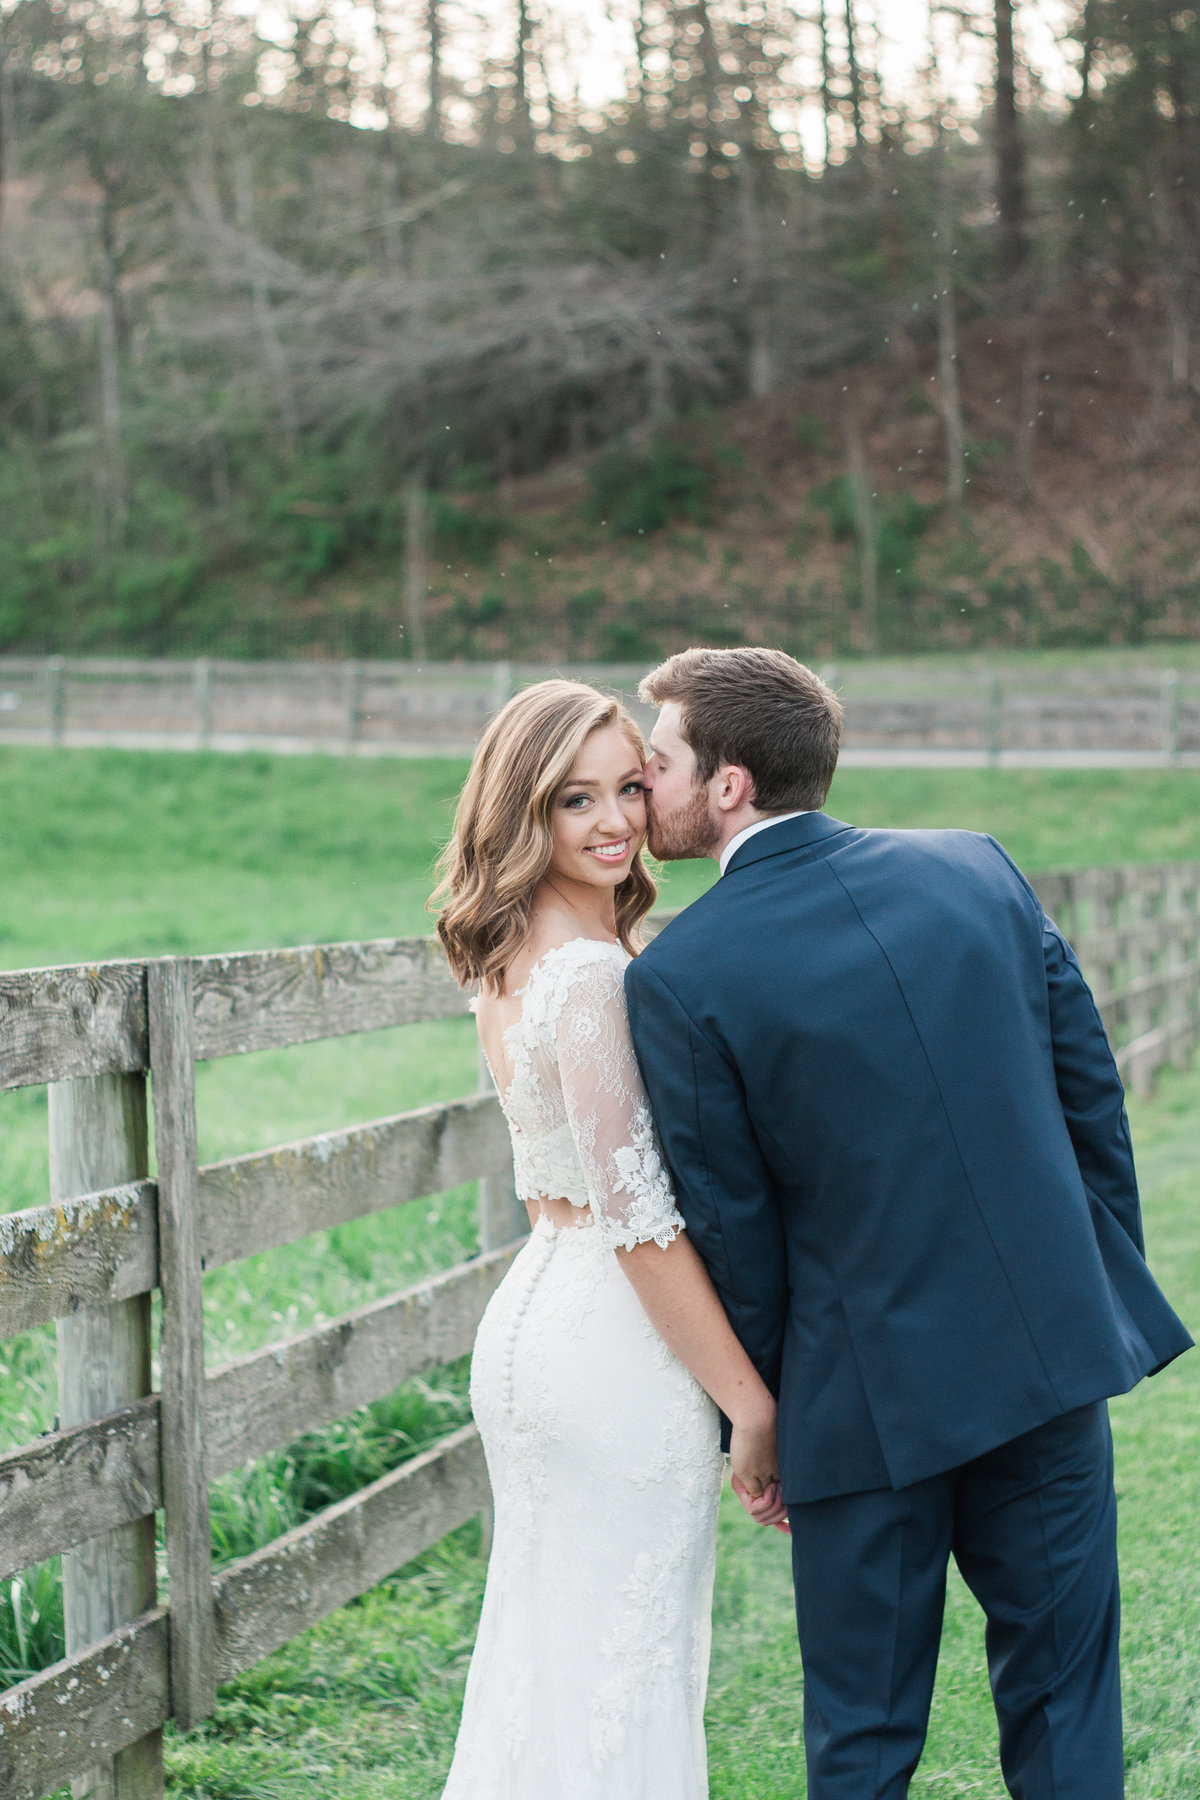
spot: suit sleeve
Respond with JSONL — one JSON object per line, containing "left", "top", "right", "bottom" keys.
{"left": 624, "top": 955, "right": 789, "bottom": 1393}
{"left": 1042, "top": 916, "right": 1144, "bottom": 1253}
{"left": 985, "top": 836, "right": 1143, "bottom": 1254}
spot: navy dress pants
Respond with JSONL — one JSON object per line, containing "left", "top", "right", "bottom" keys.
{"left": 788, "top": 1402, "right": 1123, "bottom": 1799}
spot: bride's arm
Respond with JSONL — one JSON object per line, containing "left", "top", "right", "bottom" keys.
{"left": 553, "top": 953, "right": 787, "bottom": 1525}
{"left": 619, "top": 1231, "right": 787, "bottom": 1523}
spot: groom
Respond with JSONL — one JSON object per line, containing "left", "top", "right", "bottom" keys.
{"left": 624, "top": 647, "right": 1192, "bottom": 1800}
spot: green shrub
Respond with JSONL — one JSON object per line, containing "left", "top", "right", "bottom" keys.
{"left": 429, "top": 497, "right": 508, "bottom": 563}
{"left": 810, "top": 480, "right": 934, "bottom": 590}
{"left": 586, "top": 437, "right": 714, "bottom": 536}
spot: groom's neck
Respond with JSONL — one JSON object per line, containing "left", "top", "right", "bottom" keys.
{"left": 709, "top": 804, "right": 772, "bottom": 862}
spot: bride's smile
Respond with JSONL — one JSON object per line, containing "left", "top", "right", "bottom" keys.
{"left": 547, "top": 721, "right": 648, "bottom": 900}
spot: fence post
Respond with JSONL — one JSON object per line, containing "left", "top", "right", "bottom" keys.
{"left": 985, "top": 676, "right": 1004, "bottom": 767}
{"left": 194, "top": 658, "right": 213, "bottom": 749}
{"left": 148, "top": 958, "right": 216, "bottom": 1732}
{"left": 345, "top": 659, "right": 366, "bottom": 751}
{"left": 46, "top": 655, "right": 66, "bottom": 746}
{"left": 50, "top": 1073, "right": 162, "bottom": 1800}
{"left": 1162, "top": 668, "right": 1181, "bottom": 766}
{"left": 490, "top": 660, "right": 514, "bottom": 718}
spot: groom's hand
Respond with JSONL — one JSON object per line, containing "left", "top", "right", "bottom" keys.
{"left": 731, "top": 1471, "right": 791, "bottom": 1535}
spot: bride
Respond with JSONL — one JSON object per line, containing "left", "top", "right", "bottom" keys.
{"left": 433, "top": 678, "right": 785, "bottom": 1799}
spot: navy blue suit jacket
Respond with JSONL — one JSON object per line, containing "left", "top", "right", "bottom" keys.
{"left": 625, "top": 814, "right": 1192, "bottom": 1504}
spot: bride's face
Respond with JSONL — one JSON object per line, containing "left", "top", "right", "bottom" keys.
{"left": 547, "top": 723, "right": 647, "bottom": 895}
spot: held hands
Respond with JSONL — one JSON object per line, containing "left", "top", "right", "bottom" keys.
{"left": 728, "top": 1403, "right": 791, "bottom": 1536}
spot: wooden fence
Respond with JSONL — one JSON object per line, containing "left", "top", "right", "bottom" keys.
{"left": 4, "top": 656, "right": 1200, "bottom": 764}
{"left": 1, "top": 858, "right": 1199, "bottom": 1799}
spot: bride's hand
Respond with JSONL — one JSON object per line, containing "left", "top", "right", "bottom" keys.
{"left": 729, "top": 1403, "right": 790, "bottom": 1534}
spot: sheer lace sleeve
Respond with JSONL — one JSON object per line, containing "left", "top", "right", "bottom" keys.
{"left": 551, "top": 949, "right": 685, "bottom": 1254}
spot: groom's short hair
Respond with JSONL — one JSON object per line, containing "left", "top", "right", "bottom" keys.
{"left": 639, "top": 647, "right": 843, "bottom": 811}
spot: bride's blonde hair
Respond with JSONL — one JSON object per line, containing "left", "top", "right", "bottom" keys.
{"left": 432, "top": 680, "right": 657, "bottom": 994}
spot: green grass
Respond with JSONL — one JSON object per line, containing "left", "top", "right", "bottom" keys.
{"left": 0, "top": 746, "right": 1197, "bottom": 1792}
{"left": 152, "top": 1060, "right": 1200, "bottom": 1800}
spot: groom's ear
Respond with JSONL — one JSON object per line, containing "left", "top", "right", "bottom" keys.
{"left": 714, "top": 763, "right": 756, "bottom": 813}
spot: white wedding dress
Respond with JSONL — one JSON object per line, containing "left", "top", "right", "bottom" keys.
{"left": 442, "top": 938, "right": 724, "bottom": 1800}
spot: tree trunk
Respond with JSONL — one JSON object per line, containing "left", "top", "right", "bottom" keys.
{"left": 647, "top": 343, "right": 673, "bottom": 423}
{"left": 97, "top": 291, "right": 127, "bottom": 542}
{"left": 736, "top": 149, "right": 774, "bottom": 398}
{"left": 843, "top": 0, "right": 865, "bottom": 151}
{"left": 693, "top": 0, "right": 723, "bottom": 241}
{"left": 513, "top": 0, "right": 533, "bottom": 142}
{"left": 632, "top": 0, "right": 651, "bottom": 107}
{"left": 993, "top": 0, "right": 1030, "bottom": 281}
{"left": 425, "top": 0, "right": 444, "bottom": 140}
{"left": 234, "top": 153, "right": 299, "bottom": 452}
{"left": 817, "top": 0, "right": 833, "bottom": 169}
{"left": 404, "top": 475, "right": 430, "bottom": 659}
{"left": 935, "top": 136, "right": 966, "bottom": 524}
{"left": 1013, "top": 321, "right": 1040, "bottom": 499}
{"left": 0, "top": 18, "right": 12, "bottom": 252}
{"left": 842, "top": 398, "right": 877, "bottom": 651}
{"left": 1078, "top": 0, "right": 1097, "bottom": 104}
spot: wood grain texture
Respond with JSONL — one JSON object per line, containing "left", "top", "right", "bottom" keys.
{"left": 198, "top": 1092, "right": 511, "bottom": 1267}
{"left": 191, "top": 937, "right": 467, "bottom": 1060}
{"left": 0, "top": 1178, "right": 157, "bottom": 1338}
{"left": 206, "top": 1245, "right": 520, "bottom": 1478}
{"left": 148, "top": 959, "right": 215, "bottom": 1733}
{"left": 0, "top": 961, "right": 147, "bottom": 1091}
{"left": 0, "top": 1610, "right": 169, "bottom": 1800}
{"left": 49, "top": 1071, "right": 162, "bottom": 1800}
{"left": 0, "top": 1398, "right": 161, "bottom": 1582}
{"left": 0, "top": 1091, "right": 508, "bottom": 1334}
{"left": 213, "top": 1424, "right": 488, "bottom": 1681}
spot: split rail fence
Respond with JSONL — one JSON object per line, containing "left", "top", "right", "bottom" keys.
{"left": 1, "top": 857, "right": 1199, "bottom": 1798}
{"left": 4, "top": 656, "right": 1200, "bottom": 764}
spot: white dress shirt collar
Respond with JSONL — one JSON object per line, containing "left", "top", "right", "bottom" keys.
{"left": 718, "top": 811, "right": 813, "bottom": 877}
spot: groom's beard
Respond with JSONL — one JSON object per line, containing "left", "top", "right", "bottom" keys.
{"left": 646, "top": 784, "right": 720, "bottom": 861}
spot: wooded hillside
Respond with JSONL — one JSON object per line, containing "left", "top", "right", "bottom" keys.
{"left": 0, "top": 0, "right": 1196, "bottom": 658}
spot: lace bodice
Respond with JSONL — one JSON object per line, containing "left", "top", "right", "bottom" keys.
{"left": 482, "top": 938, "right": 685, "bottom": 1255}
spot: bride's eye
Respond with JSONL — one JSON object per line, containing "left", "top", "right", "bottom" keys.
{"left": 620, "top": 782, "right": 646, "bottom": 797}
{"left": 562, "top": 793, "right": 591, "bottom": 810}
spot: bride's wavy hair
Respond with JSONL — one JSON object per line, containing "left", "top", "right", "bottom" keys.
{"left": 432, "top": 680, "right": 657, "bottom": 994}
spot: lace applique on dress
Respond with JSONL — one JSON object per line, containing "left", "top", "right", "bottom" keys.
{"left": 496, "top": 939, "right": 685, "bottom": 1254}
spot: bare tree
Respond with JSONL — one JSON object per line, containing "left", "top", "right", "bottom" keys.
{"left": 842, "top": 394, "right": 877, "bottom": 651}
{"left": 816, "top": 0, "right": 833, "bottom": 168}
{"left": 512, "top": 0, "right": 534, "bottom": 142}
{"left": 425, "top": 0, "right": 445, "bottom": 140}
{"left": 0, "top": 9, "right": 13, "bottom": 252}
{"left": 993, "top": 0, "right": 1029, "bottom": 280}
{"left": 926, "top": 10, "right": 966, "bottom": 522}
{"left": 233, "top": 152, "right": 299, "bottom": 452}
{"left": 404, "top": 475, "right": 430, "bottom": 658}
{"left": 843, "top": 0, "right": 865, "bottom": 151}
{"left": 934, "top": 140, "right": 966, "bottom": 524}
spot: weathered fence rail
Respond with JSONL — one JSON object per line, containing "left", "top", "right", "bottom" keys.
{"left": 4, "top": 656, "right": 1200, "bottom": 764}
{"left": 0, "top": 932, "right": 525, "bottom": 1800}
{"left": 2, "top": 860, "right": 1199, "bottom": 1798}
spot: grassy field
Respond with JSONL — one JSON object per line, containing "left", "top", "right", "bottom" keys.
{"left": 0, "top": 746, "right": 1197, "bottom": 1794}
